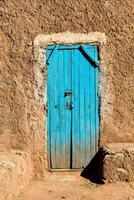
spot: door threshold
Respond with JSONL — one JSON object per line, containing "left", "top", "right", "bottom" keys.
{"left": 49, "top": 169, "right": 82, "bottom": 172}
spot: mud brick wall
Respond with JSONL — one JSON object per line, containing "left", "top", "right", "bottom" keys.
{"left": 0, "top": 0, "right": 134, "bottom": 173}
{"left": 103, "top": 144, "right": 134, "bottom": 182}
{"left": 0, "top": 151, "right": 33, "bottom": 200}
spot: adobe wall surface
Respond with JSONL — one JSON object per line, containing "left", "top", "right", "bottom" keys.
{"left": 0, "top": 0, "right": 134, "bottom": 173}
{"left": 0, "top": 151, "right": 33, "bottom": 200}
{"left": 103, "top": 143, "right": 134, "bottom": 182}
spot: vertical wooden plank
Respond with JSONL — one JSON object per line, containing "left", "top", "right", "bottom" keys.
{"left": 72, "top": 48, "right": 80, "bottom": 168}
{"left": 94, "top": 46, "right": 99, "bottom": 152}
{"left": 53, "top": 48, "right": 61, "bottom": 168}
{"left": 83, "top": 50, "right": 91, "bottom": 166}
{"left": 47, "top": 47, "right": 58, "bottom": 168}
{"left": 46, "top": 48, "right": 51, "bottom": 168}
{"left": 79, "top": 48, "right": 86, "bottom": 168}
{"left": 58, "top": 49, "right": 66, "bottom": 168}
{"left": 63, "top": 49, "right": 72, "bottom": 168}
{"left": 55, "top": 48, "right": 61, "bottom": 168}
{"left": 89, "top": 46, "right": 96, "bottom": 160}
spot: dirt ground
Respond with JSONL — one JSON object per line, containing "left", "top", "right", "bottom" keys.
{"left": 14, "top": 172, "right": 134, "bottom": 200}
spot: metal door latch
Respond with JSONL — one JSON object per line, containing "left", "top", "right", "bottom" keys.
{"left": 64, "top": 90, "right": 72, "bottom": 97}
{"left": 65, "top": 102, "right": 74, "bottom": 110}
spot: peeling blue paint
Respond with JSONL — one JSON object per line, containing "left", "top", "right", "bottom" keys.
{"left": 47, "top": 44, "right": 99, "bottom": 169}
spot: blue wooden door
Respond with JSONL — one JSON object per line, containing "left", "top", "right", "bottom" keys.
{"left": 47, "top": 44, "right": 99, "bottom": 169}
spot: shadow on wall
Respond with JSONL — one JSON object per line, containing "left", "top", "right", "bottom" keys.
{"left": 81, "top": 147, "right": 109, "bottom": 184}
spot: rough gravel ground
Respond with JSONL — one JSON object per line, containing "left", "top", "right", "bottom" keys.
{"left": 14, "top": 172, "right": 134, "bottom": 200}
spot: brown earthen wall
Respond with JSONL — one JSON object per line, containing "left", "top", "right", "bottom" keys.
{"left": 0, "top": 0, "right": 134, "bottom": 173}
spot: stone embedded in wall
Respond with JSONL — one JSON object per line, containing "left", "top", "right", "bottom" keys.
{"left": 0, "top": 151, "right": 33, "bottom": 200}
{"left": 103, "top": 143, "right": 134, "bottom": 183}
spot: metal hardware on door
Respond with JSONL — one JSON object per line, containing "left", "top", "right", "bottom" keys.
{"left": 65, "top": 102, "right": 74, "bottom": 110}
{"left": 64, "top": 90, "right": 72, "bottom": 97}
{"left": 70, "top": 103, "right": 74, "bottom": 110}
